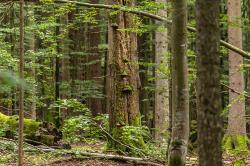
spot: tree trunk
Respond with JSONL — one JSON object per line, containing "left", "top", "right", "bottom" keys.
{"left": 138, "top": 18, "right": 150, "bottom": 127}
{"left": 226, "top": 0, "right": 247, "bottom": 149}
{"left": 57, "top": 14, "right": 70, "bottom": 124}
{"left": 196, "top": 0, "right": 223, "bottom": 165}
{"left": 168, "top": 0, "right": 189, "bottom": 165}
{"left": 108, "top": 0, "right": 141, "bottom": 149}
{"left": 105, "top": 0, "right": 113, "bottom": 116}
{"left": 27, "top": 4, "right": 36, "bottom": 120}
{"left": 87, "top": 0, "right": 103, "bottom": 116}
{"left": 154, "top": 0, "right": 169, "bottom": 142}
{"left": 18, "top": 0, "right": 25, "bottom": 165}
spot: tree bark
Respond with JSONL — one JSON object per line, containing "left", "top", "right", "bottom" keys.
{"left": 227, "top": 0, "right": 246, "bottom": 138}
{"left": 18, "top": 0, "right": 25, "bottom": 165}
{"left": 154, "top": 0, "right": 169, "bottom": 142}
{"left": 196, "top": 0, "right": 223, "bottom": 165}
{"left": 108, "top": 0, "right": 141, "bottom": 149}
{"left": 138, "top": 18, "right": 151, "bottom": 127}
{"left": 168, "top": 0, "right": 189, "bottom": 165}
{"left": 27, "top": 4, "right": 37, "bottom": 120}
{"left": 87, "top": 0, "right": 103, "bottom": 116}
{"left": 57, "top": 14, "right": 70, "bottom": 124}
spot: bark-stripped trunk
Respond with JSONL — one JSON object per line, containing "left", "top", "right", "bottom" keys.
{"left": 108, "top": 0, "right": 141, "bottom": 149}
{"left": 154, "top": 0, "right": 169, "bottom": 142}
{"left": 168, "top": 0, "right": 189, "bottom": 165}
{"left": 227, "top": 0, "right": 246, "bottom": 137}
{"left": 196, "top": 0, "right": 223, "bottom": 165}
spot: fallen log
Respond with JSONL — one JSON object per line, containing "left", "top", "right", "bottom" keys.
{"left": 0, "top": 112, "right": 62, "bottom": 146}
{"left": 60, "top": 151, "right": 164, "bottom": 166}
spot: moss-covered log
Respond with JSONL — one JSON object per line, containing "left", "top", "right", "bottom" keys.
{"left": 0, "top": 113, "right": 62, "bottom": 146}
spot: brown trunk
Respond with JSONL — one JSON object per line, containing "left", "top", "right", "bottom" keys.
{"left": 105, "top": 0, "right": 113, "bottom": 116}
{"left": 227, "top": 0, "right": 246, "bottom": 136}
{"left": 58, "top": 15, "right": 70, "bottom": 120}
{"left": 27, "top": 4, "right": 36, "bottom": 119}
{"left": 87, "top": 0, "right": 103, "bottom": 116}
{"left": 154, "top": 0, "right": 169, "bottom": 142}
{"left": 196, "top": 0, "right": 223, "bottom": 165}
{"left": 18, "top": 0, "right": 25, "bottom": 165}
{"left": 68, "top": 11, "right": 81, "bottom": 100}
{"left": 138, "top": 19, "right": 150, "bottom": 127}
{"left": 168, "top": 0, "right": 189, "bottom": 165}
{"left": 108, "top": 0, "right": 141, "bottom": 148}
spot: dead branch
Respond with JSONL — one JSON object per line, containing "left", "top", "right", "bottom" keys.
{"left": 65, "top": 151, "right": 164, "bottom": 166}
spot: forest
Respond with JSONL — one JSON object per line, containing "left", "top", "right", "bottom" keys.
{"left": 0, "top": 0, "right": 249, "bottom": 165}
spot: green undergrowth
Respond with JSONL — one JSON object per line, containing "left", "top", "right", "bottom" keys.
{"left": 223, "top": 135, "right": 250, "bottom": 166}
{"left": 0, "top": 138, "right": 59, "bottom": 166}
{"left": 223, "top": 135, "right": 250, "bottom": 155}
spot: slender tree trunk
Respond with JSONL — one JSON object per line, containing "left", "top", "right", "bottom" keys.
{"left": 196, "top": 0, "right": 223, "bottom": 165}
{"left": 168, "top": 0, "right": 189, "bottom": 165}
{"left": 27, "top": 4, "right": 36, "bottom": 119}
{"left": 58, "top": 14, "right": 70, "bottom": 123}
{"left": 18, "top": 0, "right": 25, "bottom": 165}
{"left": 227, "top": 0, "right": 247, "bottom": 143}
{"left": 55, "top": 18, "right": 61, "bottom": 126}
{"left": 154, "top": 0, "right": 169, "bottom": 142}
{"left": 105, "top": 0, "right": 114, "bottom": 116}
{"left": 138, "top": 19, "right": 150, "bottom": 127}
{"left": 108, "top": 0, "right": 141, "bottom": 149}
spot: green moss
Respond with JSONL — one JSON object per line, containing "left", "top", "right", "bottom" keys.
{"left": 233, "top": 160, "right": 246, "bottom": 166}
{"left": 223, "top": 135, "right": 250, "bottom": 155}
{"left": 130, "top": 114, "right": 141, "bottom": 126}
{"left": 122, "top": 84, "right": 134, "bottom": 92}
{"left": 0, "top": 113, "right": 41, "bottom": 135}
{"left": 0, "top": 113, "right": 9, "bottom": 122}
{"left": 168, "top": 155, "right": 184, "bottom": 166}
{"left": 41, "top": 135, "right": 55, "bottom": 146}
{"left": 0, "top": 113, "right": 56, "bottom": 146}
{"left": 25, "top": 119, "right": 41, "bottom": 133}
{"left": 171, "top": 140, "right": 183, "bottom": 148}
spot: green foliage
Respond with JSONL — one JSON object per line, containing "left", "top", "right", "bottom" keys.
{"left": 50, "top": 99, "right": 89, "bottom": 113}
{"left": 233, "top": 159, "right": 247, "bottom": 166}
{"left": 62, "top": 114, "right": 108, "bottom": 143}
{"left": 109, "top": 125, "right": 155, "bottom": 156}
{"left": 120, "top": 126, "right": 149, "bottom": 148}
{"left": 55, "top": 99, "right": 108, "bottom": 143}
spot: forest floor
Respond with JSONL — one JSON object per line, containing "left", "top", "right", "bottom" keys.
{"left": 1, "top": 138, "right": 250, "bottom": 166}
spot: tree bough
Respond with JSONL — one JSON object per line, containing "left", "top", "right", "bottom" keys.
{"left": 2, "top": 0, "right": 250, "bottom": 59}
